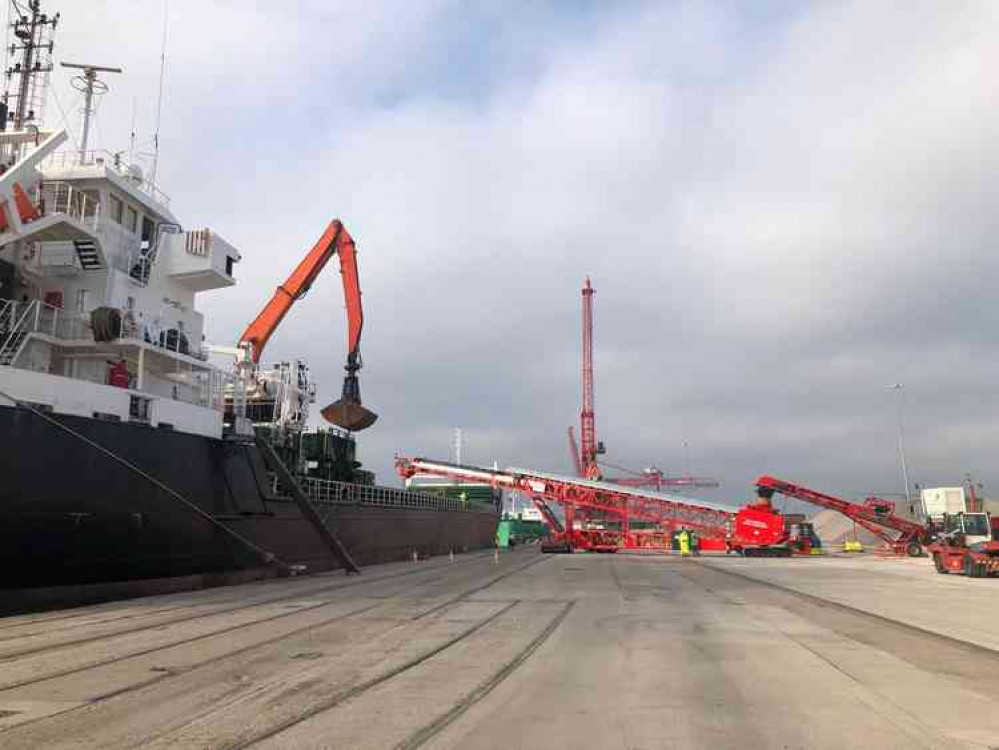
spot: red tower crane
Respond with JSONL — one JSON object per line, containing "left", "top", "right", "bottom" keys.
{"left": 565, "top": 276, "right": 717, "bottom": 491}
{"left": 578, "top": 276, "right": 601, "bottom": 478}
{"left": 610, "top": 467, "right": 720, "bottom": 492}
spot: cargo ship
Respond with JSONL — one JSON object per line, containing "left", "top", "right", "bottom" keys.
{"left": 0, "top": 2, "right": 497, "bottom": 611}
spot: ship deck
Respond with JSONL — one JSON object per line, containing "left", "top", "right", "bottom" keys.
{"left": 1, "top": 548, "right": 998, "bottom": 749}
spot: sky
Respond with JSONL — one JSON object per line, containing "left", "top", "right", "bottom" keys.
{"left": 41, "top": 0, "right": 999, "bottom": 507}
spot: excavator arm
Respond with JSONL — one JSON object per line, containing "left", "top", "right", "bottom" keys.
{"left": 238, "top": 219, "right": 377, "bottom": 431}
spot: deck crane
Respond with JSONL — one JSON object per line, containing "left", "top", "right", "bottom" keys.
{"left": 238, "top": 219, "right": 377, "bottom": 432}
{"left": 755, "top": 475, "right": 931, "bottom": 557}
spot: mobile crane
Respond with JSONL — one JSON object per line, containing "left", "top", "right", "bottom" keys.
{"left": 238, "top": 219, "right": 377, "bottom": 432}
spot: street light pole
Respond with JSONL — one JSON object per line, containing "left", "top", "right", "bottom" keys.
{"left": 889, "top": 383, "right": 912, "bottom": 507}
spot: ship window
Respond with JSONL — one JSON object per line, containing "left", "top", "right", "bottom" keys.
{"left": 126, "top": 206, "right": 138, "bottom": 233}
{"left": 84, "top": 190, "right": 99, "bottom": 217}
{"left": 109, "top": 194, "right": 123, "bottom": 224}
{"left": 126, "top": 296, "right": 135, "bottom": 311}
{"left": 129, "top": 395, "right": 151, "bottom": 423}
{"left": 225, "top": 256, "right": 235, "bottom": 276}
{"left": 75, "top": 289, "right": 89, "bottom": 313}
{"left": 93, "top": 411, "right": 121, "bottom": 422}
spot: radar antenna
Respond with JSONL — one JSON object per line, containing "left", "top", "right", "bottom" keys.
{"left": 2, "top": 0, "right": 59, "bottom": 131}
{"left": 60, "top": 61, "right": 121, "bottom": 159}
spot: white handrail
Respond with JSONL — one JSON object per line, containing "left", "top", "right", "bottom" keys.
{"left": 43, "top": 150, "right": 171, "bottom": 206}
{"left": 0, "top": 299, "right": 37, "bottom": 356}
{"left": 37, "top": 181, "right": 102, "bottom": 229}
{"left": 0, "top": 299, "right": 13, "bottom": 329}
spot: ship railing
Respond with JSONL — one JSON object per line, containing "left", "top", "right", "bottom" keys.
{"left": 0, "top": 299, "right": 212, "bottom": 356}
{"left": 0, "top": 298, "right": 15, "bottom": 332}
{"left": 104, "top": 222, "right": 146, "bottom": 278}
{"left": 43, "top": 150, "right": 172, "bottom": 207}
{"left": 95, "top": 307, "right": 209, "bottom": 363}
{"left": 1, "top": 299, "right": 91, "bottom": 343}
{"left": 270, "top": 474, "right": 469, "bottom": 513}
{"left": 37, "top": 181, "right": 102, "bottom": 231}
{"left": 34, "top": 183, "right": 160, "bottom": 284}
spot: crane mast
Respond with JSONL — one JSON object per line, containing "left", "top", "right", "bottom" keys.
{"left": 567, "top": 276, "right": 718, "bottom": 490}
{"left": 579, "top": 276, "right": 601, "bottom": 478}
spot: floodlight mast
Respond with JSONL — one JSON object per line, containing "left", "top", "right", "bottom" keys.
{"left": 60, "top": 62, "right": 122, "bottom": 159}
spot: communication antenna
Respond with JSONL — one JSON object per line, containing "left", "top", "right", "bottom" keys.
{"left": 150, "top": 0, "right": 169, "bottom": 186}
{"left": 128, "top": 95, "right": 136, "bottom": 166}
{"left": 60, "top": 62, "right": 121, "bottom": 159}
{"left": 2, "top": 0, "right": 59, "bottom": 131}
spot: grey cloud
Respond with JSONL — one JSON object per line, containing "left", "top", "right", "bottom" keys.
{"left": 53, "top": 1, "right": 999, "bottom": 508}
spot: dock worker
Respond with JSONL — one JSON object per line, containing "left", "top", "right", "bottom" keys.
{"left": 679, "top": 528, "right": 691, "bottom": 556}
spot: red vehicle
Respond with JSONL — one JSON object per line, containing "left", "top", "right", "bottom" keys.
{"left": 725, "top": 487, "right": 792, "bottom": 556}
{"left": 928, "top": 513, "right": 999, "bottom": 578}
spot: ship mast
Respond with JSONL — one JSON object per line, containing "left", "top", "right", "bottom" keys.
{"left": 60, "top": 62, "right": 121, "bottom": 159}
{"left": 2, "top": 0, "right": 58, "bottom": 131}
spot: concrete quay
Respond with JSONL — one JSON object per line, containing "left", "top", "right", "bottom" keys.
{"left": 0, "top": 548, "right": 997, "bottom": 749}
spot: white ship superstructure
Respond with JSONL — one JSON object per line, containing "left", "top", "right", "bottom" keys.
{"left": 0, "top": 16, "right": 313, "bottom": 440}
{"left": 0, "top": 121, "right": 250, "bottom": 437}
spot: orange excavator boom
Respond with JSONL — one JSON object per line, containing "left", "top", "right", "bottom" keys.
{"left": 238, "top": 219, "right": 377, "bottom": 431}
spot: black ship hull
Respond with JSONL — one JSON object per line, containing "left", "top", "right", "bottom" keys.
{"left": 0, "top": 404, "right": 498, "bottom": 610}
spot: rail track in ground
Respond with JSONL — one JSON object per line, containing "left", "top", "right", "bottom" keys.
{"left": 6, "top": 551, "right": 999, "bottom": 749}
{"left": 0, "top": 550, "right": 556, "bottom": 746}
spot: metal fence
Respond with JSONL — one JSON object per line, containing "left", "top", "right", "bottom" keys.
{"left": 272, "top": 474, "right": 470, "bottom": 513}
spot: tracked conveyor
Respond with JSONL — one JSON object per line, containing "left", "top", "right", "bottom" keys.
{"left": 396, "top": 457, "right": 737, "bottom": 551}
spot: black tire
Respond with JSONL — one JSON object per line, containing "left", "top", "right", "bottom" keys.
{"left": 964, "top": 554, "right": 980, "bottom": 578}
{"left": 933, "top": 553, "right": 948, "bottom": 574}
